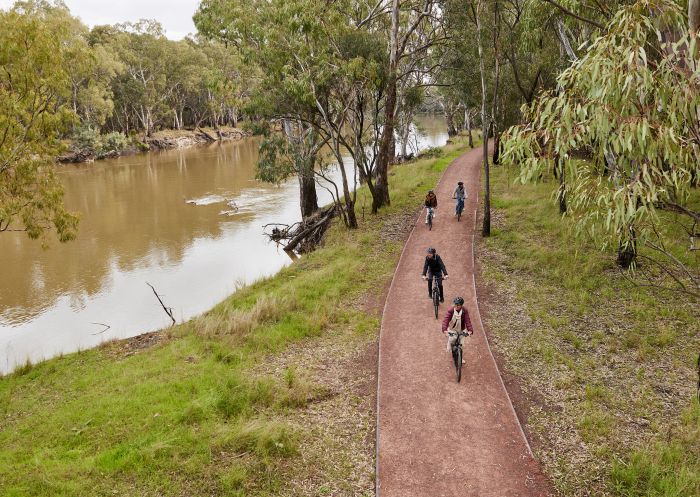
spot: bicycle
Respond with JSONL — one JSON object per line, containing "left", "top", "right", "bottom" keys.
{"left": 426, "top": 207, "right": 435, "bottom": 230}
{"left": 429, "top": 274, "right": 446, "bottom": 319}
{"left": 447, "top": 330, "right": 471, "bottom": 382}
{"left": 453, "top": 197, "right": 464, "bottom": 222}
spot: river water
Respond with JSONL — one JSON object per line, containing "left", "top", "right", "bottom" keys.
{"left": 0, "top": 116, "right": 447, "bottom": 373}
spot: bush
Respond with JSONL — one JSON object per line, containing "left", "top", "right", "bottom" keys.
{"left": 240, "top": 119, "right": 271, "bottom": 136}
{"left": 71, "top": 124, "right": 101, "bottom": 154}
{"left": 418, "top": 146, "right": 443, "bottom": 159}
{"left": 99, "top": 132, "right": 129, "bottom": 156}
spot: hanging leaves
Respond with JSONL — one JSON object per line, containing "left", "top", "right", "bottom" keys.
{"left": 502, "top": 0, "right": 700, "bottom": 261}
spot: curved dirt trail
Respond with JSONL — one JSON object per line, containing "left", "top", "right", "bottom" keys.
{"left": 376, "top": 146, "right": 551, "bottom": 496}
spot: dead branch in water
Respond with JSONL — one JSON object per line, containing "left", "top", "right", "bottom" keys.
{"left": 263, "top": 206, "right": 336, "bottom": 253}
{"left": 146, "top": 282, "right": 176, "bottom": 326}
{"left": 90, "top": 322, "right": 111, "bottom": 335}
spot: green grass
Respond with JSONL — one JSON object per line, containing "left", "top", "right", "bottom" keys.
{"left": 0, "top": 138, "right": 470, "bottom": 496}
{"left": 481, "top": 163, "right": 700, "bottom": 496}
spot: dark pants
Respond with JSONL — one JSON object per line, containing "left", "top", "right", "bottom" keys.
{"left": 427, "top": 274, "right": 444, "bottom": 301}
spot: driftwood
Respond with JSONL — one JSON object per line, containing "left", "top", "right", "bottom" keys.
{"left": 90, "top": 322, "right": 111, "bottom": 335}
{"left": 195, "top": 127, "right": 217, "bottom": 142}
{"left": 263, "top": 206, "right": 336, "bottom": 253}
{"left": 146, "top": 282, "right": 176, "bottom": 326}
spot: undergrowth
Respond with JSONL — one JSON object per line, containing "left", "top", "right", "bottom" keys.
{"left": 481, "top": 164, "right": 700, "bottom": 496}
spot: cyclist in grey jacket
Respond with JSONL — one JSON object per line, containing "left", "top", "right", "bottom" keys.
{"left": 453, "top": 181, "right": 466, "bottom": 216}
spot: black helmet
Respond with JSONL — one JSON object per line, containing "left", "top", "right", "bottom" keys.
{"left": 426, "top": 247, "right": 436, "bottom": 254}
{"left": 453, "top": 297, "right": 465, "bottom": 305}
{"left": 428, "top": 189, "right": 434, "bottom": 194}
{"left": 458, "top": 181, "right": 463, "bottom": 186}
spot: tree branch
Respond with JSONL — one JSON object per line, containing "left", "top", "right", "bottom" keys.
{"left": 541, "top": 0, "right": 606, "bottom": 30}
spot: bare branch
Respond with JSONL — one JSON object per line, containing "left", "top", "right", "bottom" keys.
{"left": 146, "top": 282, "right": 176, "bottom": 326}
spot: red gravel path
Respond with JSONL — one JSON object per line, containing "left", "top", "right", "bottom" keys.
{"left": 376, "top": 147, "right": 551, "bottom": 497}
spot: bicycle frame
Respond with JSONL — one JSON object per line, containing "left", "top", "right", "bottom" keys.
{"left": 447, "top": 330, "right": 470, "bottom": 382}
{"left": 431, "top": 275, "right": 441, "bottom": 319}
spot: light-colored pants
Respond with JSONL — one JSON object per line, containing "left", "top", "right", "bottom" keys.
{"left": 425, "top": 207, "right": 435, "bottom": 222}
{"left": 446, "top": 331, "right": 463, "bottom": 353}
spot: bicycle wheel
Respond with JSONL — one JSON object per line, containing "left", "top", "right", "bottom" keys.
{"left": 457, "top": 209, "right": 461, "bottom": 222}
{"left": 456, "top": 347, "right": 463, "bottom": 383}
{"left": 451, "top": 344, "right": 459, "bottom": 369}
{"left": 433, "top": 291, "right": 439, "bottom": 319}
{"left": 428, "top": 213, "right": 432, "bottom": 230}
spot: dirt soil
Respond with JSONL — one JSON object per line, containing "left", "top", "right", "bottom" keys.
{"left": 376, "top": 147, "right": 553, "bottom": 497}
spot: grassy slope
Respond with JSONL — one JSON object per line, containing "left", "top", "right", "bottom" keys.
{"left": 0, "top": 139, "right": 468, "bottom": 496}
{"left": 480, "top": 165, "right": 700, "bottom": 496}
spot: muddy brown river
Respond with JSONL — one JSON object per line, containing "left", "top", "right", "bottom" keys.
{"left": 0, "top": 116, "right": 447, "bottom": 373}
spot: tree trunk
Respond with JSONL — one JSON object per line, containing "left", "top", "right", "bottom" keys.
{"left": 373, "top": 0, "right": 400, "bottom": 213}
{"left": 617, "top": 233, "right": 637, "bottom": 269}
{"left": 298, "top": 158, "right": 319, "bottom": 219}
{"left": 492, "top": 131, "right": 501, "bottom": 165}
{"left": 475, "top": 1, "right": 491, "bottom": 237}
{"left": 445, "top": 105, "right": 458, "bottom": 137}
{"left": 490, "top": 1, "right": 501, "bottom": 166}
{"left": 466, "top": 110, "right": 474, "bottom": 148}
{"left": 400, "top": 124, "right": 410, "bottom": 159}
{"left": 690, "top": 0, "right": 700, "bottom": 36}
{"left": 556, "top": 154, "right": 567, "bottom": 213}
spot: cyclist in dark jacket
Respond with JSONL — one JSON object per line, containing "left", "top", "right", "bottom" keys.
{"left": 424, "top": 190, "right": 438, "bottom": 224}
{"left": 422, "top": 247, "right": 448, "bottom": 302}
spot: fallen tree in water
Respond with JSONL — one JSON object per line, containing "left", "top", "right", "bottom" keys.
{"left": 264, "top": 206, "right": 336, "bottom": 253}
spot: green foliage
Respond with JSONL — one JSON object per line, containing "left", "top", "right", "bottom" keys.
{"left": 502, "top": 0, "right": 700, "bottom": 261}
{"left": 0, "top": 1, "right": 79, "bottom": 242}
{"left": 71, "top": 124, "right": 102, "bottom": 153}
{"left": 482, "top": 163, "right": 700, "bottom": 495}
{"left": 100, "top": 131, "right": 129, "bottom": 155}
{"left": 71, "top": 126, "right": 129, "bottom": 157}
{"left": 255, "top": 135, "right": 297, "bottom": 185}
{"left": 240, "top": 119, "right": 271, "bottom": 136}
{"left": 418, "top": 146, "right": 443, "bottom": 159}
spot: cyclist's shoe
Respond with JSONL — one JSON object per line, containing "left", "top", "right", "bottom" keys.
{"left": 439, "top": 298, "right": 445, "bottom": 303}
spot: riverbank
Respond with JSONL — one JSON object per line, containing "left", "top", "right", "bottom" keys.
{"left": 478, "top": 165, "right": 700, "bottom": 496}
{"left": 0, "top": 138, "right": 469, "bottom": 496}
{"left": 58, "top": 126, "right": 251, "bottom": 163}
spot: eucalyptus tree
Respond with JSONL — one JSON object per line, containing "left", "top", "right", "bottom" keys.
{"left": 374, "top": 0, "right": 446, "bottom": 212}
{"left": 503, "top": 0, "right": 700, "bottom": 295}
{"left": 105, "top": 20, "right": 175, "bottom": 137}
{"left": 196, "top": 0, "right": 391, "bottom": 227}
{"left": 0, "top": 1, "right": 79, "bottom": 242}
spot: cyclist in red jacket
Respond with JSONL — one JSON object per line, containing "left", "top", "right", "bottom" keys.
{"left": 441, "top": 297, "right": 474, "bottom": 358}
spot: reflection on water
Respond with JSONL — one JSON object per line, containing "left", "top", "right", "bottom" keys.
{"left": 0, "top": 116, "right": 447, "bottom": 373}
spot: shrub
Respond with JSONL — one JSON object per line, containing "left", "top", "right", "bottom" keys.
{"left": 99, "top": 132, "right": 129, "bottom": 156}
{"left": 71, "top": 124, "right": 101, "bottom": 154}
{"left": 418, "top": 146, "right": 443, "bottom": 159}
{"left": 240, "top": 119, "right": 271, "bottom": 136}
